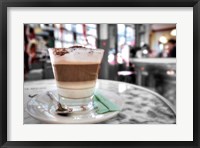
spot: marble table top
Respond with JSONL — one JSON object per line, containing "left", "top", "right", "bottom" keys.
{"left": 24, "top": 79, "right": 176, "bottom": 124}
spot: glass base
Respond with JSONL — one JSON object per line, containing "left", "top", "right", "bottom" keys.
{"left": 59, "top": 95, "right": 94, "bottom": 113}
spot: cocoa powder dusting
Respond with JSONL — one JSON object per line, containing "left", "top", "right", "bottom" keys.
{"left": 53, "top": 48, "right": 69, "bottom": 56}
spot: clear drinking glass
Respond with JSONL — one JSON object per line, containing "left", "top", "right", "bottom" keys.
{"left": 48, "top": 47, "right": 104, "bottom": 112}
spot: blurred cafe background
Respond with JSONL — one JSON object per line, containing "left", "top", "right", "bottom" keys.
{"left": 24, "top": 24, "right": 176, "bottom": 106}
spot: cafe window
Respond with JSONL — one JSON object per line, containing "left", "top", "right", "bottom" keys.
{"left": 126, "top": 26, "right": 135, "bottom": 46}
{"left": 54, "top": 24, "right": 97, "bottom": 48}
{"left": 64, "top": 24, "right": 73, "bottom": 31}
{"left": 76, "top": 34, "right": 87, "bottom": 45}
{"left": 117, "top": 24, "right": 135, "bottom": 52}
{"left": 117, "top": 24, "right": 135, "bottom": 64}
{"left": 75, "top": 24, "right": 84, "bottom": 34}
{"left": 63, "top": 33, "right": 73, "bottom": 42}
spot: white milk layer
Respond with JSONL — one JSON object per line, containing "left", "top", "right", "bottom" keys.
{"left": 56, "top": 80, "right": 96, "bottom": 89}
{"left": 56, "top": 80, "right": 96, "bottom": 99}
{"left": 57, "top": 87, "right": 94, "bottom": 99}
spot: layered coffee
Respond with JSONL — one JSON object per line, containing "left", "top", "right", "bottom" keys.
{"left": 48, "top": 47, "right": 104, "bottom": 99}
{"left": 53, "top": 64, "right": 100, "bottom": 82}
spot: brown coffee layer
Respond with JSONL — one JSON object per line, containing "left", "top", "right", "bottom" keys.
{"left": 53, "top": 64, "right": 100, "bottom": 82}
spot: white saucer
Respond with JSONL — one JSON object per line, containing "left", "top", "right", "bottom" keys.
{"left": 26, "top": 90, "right": 123, "bottom": 124}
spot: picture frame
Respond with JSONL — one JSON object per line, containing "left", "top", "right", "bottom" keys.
{"left": 0, "top": 0, "right": 199, "bottom": 147}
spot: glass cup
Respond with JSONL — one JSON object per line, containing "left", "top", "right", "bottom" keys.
{"left": 48, "top": 47, "right": 104, "bottom": 112}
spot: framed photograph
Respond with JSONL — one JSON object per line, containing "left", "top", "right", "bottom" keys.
{"left": 0, "top": 0, "right": 199, "bottom": 147}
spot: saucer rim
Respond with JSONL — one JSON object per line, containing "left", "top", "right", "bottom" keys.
{"left": 26, "top": 90, "right": 122, "bottom": 124}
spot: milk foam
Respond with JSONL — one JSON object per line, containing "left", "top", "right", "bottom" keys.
{"left": 48, "top": 48, "right": 104, "bottom": 65}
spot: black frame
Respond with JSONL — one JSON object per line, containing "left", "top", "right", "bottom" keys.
{"left": 0, "top": 0, "right": 199, "bottom": 147}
